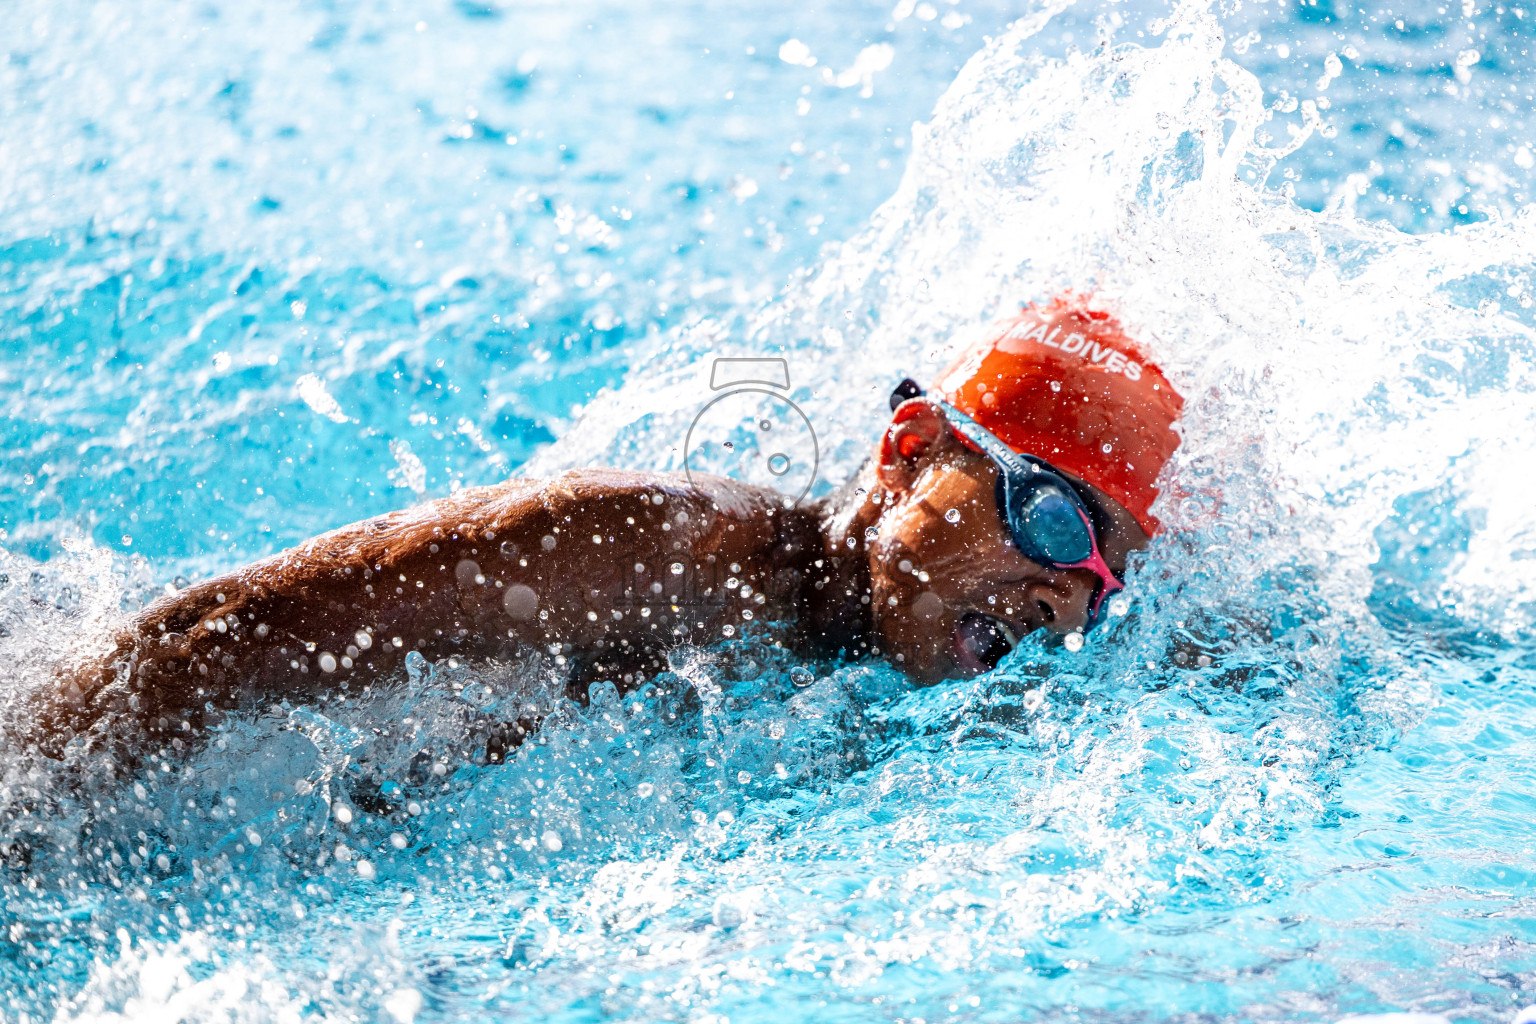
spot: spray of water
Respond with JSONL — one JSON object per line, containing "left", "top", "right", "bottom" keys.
{"left": 5, "top": 0, "right": 1536, "bottom": 1020}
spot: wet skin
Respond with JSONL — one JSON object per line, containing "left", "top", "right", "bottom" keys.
{"left": 33, "top": 401, "right": 1147, "bottom": 759}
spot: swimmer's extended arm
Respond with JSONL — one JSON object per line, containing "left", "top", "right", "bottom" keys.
{"left": 32, "top": 469, "right": 814, "bottom": 759}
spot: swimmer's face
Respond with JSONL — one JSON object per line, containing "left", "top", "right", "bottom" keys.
{"left": 865, "top": 401, "right": 1148, "bottom": 683}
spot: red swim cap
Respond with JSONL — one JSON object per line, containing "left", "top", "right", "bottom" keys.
{"left": 934, "top": 297, "right": 1184, "bottom": 536}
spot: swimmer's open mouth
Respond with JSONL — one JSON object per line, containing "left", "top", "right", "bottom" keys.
{"left": 953, "top": 612, "right": 1019, "bottom": 674}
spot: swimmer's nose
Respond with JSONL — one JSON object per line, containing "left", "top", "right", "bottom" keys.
{"left": 1023, "top": 573, "right": 1096, "bottom": 634}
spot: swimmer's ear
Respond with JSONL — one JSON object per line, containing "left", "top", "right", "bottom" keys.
{"left": 876, "top": 400, "right": 948, "bottom": 495}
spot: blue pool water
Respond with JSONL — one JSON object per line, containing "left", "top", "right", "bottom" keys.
{"left": 4, "top": 0, "right": 1536, "bottom": 1021}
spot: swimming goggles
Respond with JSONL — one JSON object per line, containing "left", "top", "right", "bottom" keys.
{"left": 889, "top": 378, "right": 1124, "bottom": 626}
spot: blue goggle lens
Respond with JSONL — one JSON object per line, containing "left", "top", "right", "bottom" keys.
{"left": 1012, "top": 482, "right": 1094, "bottom": 565}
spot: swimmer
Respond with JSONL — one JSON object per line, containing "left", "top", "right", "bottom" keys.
{"left": 30, "top": 296, "right": 1182, "bottom": 761}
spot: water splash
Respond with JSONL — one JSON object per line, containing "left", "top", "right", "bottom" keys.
{"left": 5, "top": 0, "right": 1536, "bottom": 1021}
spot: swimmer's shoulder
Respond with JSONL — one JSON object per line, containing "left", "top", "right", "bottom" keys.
{"left": 165, "top": 470, "right": 796, "bottom": 613}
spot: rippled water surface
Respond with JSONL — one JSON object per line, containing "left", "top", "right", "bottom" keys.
{"left": 4, "top": 0, "right": 1536, "bottom": 1021}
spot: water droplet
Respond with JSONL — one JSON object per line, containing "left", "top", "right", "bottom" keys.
{"left": 1063, "top": 631, "right": 1085, "bottom": 653}
{"left": 945, "top": 508, "right": 961, "bottom": 523}
{"left": 637, "top": 782, "right": 655, "bottom": 798}
{"left": 503, "top": 584, "right": 539, "bottom": 621}
{"left": 789, "top": 666, "right": 814, "bottom": 688}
